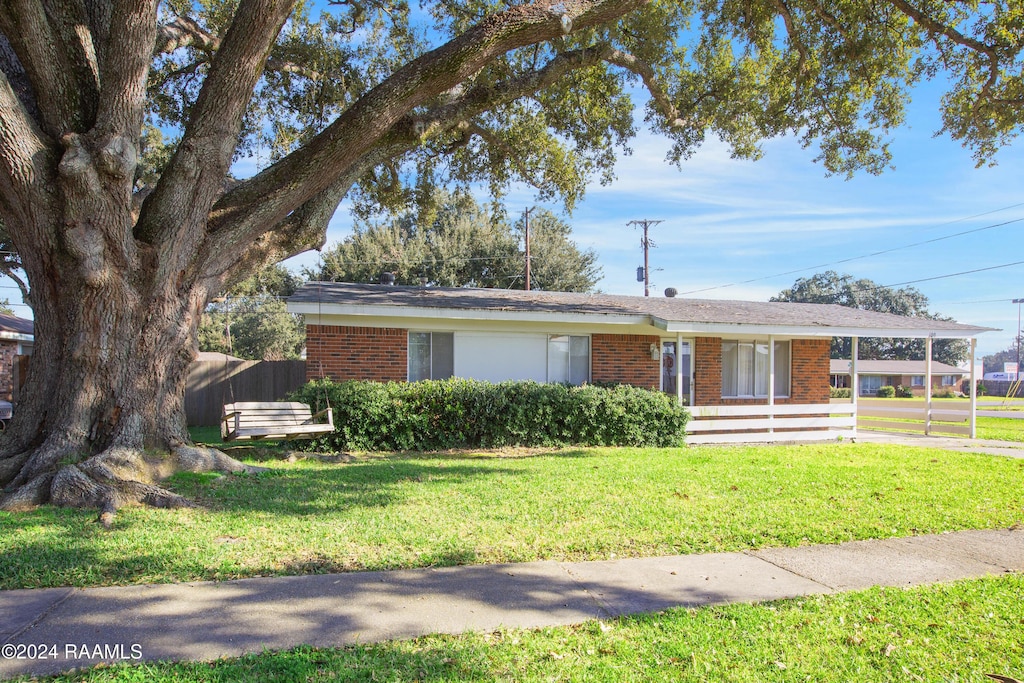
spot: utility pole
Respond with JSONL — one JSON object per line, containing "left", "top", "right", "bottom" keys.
{"left": 524, "top": 207, "right": 533, "bottom": 291}
{"left": 628, "top": 219, "right": 662, "bottom": 296}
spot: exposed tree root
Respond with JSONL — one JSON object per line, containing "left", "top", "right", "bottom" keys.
{"left": 0, "top": 451, "right": 32, "bottom": 487}
{"left": 1, "top": 443, "right": 267, "bottom": 524}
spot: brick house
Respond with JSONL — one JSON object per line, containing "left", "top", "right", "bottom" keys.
{"left": 0, "top": 313, "right": 33, "bottom": 404}
{"left": 288, "top": 283, "right": 990, "bottom": 443}
{"left": 829, "top": 359, "right": 969, "bottom": 397}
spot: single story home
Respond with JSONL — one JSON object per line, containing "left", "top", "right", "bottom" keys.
{"left": 287, "top": 283, "right": 992, "bottom": 443}
{"left": 830, "top": 359, "right": 969, "bottom": 396}
{"left": 0, "top": 313, "right": 33, "bottom": 404}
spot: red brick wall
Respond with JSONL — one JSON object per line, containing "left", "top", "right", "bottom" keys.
{"left": 693, "top": 336, "right": 829, "bottom": 406}
{"left": 0, "top": 341, "right": 16, "bottom": 401}
{"left": 305, "top": 325, "right": 407, "bottom": 382}
{"left": 694, "top": 337, "right": 721, "bottom": 406}
{"left": 789, "top": 338, "right": 830, "bottom": 403}
{"left": 591, "top": 334, "right": 660, "bottom": 389}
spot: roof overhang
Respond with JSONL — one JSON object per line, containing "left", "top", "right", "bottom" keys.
{"left": 649, "top": 317, "right": 987, "bottom": 339}
{"left": 0, "top": 331, "right": 33, "bottom": 342}
{"left": 289, "top": 301, "right": 650, "bottom": 328}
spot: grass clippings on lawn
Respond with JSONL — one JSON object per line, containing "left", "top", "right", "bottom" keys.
{"left": 2, "top": 443, "right": 1022, "bottom": 591}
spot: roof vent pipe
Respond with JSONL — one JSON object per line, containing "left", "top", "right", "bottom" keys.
{"left": 664, "top": 287, "right": 678, "bottom": 298}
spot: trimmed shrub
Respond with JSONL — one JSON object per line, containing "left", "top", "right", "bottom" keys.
{"left": 876, "top": 385, "right": 896, "bottom": 398}
{"left": 290, "top": 378, "right": 690, "bottom": 451}
{"left": 830, "top": 387, "right": 851, "bottom": 399}
{"left": 895, "top": 385, "right": 915, "bottom": 398}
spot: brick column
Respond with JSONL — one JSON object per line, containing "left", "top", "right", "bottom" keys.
{"left": 591, "top": 334, "right": 660, "bottom": 389}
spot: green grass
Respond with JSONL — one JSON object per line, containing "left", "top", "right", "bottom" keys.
{"left": 858, "top": 415, "right": 1024, "bottom": 442}
{"left": 15, "top": 574, "right": 1024, "bottom": 682}
{"left": 976, "top": 416, "right": 1024, "bottom": 442}
{"left": 2, "top": 443, "right": 1022, "bottom": 590}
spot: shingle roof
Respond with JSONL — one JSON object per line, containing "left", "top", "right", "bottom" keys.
{"left": 289, "top": 283, "right": 993, "bottom": 338}
{"left": 829, "top": 359, "right": 967, "bottom": 376}
{"left": 0, "top": 313, "right": 33, "bottom": 337}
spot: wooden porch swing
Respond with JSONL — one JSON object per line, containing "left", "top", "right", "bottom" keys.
{"left": 219, "top": 268, "right": 335, "bottom": 442}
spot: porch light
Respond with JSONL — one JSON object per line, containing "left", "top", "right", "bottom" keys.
{"left": 650, "top": 343, "right": 659, "bottom": 360}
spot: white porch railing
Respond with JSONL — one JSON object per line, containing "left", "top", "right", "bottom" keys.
{"left": 686, "top": 403, "right": 857, "bottom": 445}
{"left": 856, "top": 398, "right": 972, "bottom": 437}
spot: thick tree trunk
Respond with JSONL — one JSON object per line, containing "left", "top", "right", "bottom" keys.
{"left": 0, "top": 136, "right": 260, "bottom": 518}
{"left": 0, "top": 272, "right": 258, "bottom": 516}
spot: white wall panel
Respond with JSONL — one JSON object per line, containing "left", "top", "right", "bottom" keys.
{"left": 455, "top": 332, "right": 548, "bottom": 382}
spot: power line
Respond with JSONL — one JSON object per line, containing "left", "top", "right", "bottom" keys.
{"left": 679, "top": 211, "right": 1024, "bottom": 296}
{"left": 880, "top": 260, "right": 1024, "bottom": 289}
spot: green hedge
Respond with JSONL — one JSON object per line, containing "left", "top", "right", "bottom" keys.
{"left": 877, "top": 385, "right": 896, "bottom": 398}
{"left": 290, "top": 378, "right": 690, "bottom": 451}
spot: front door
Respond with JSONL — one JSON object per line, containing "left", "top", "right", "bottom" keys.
{"left": 661, "top": 341, "right": 692, "bottom": 405}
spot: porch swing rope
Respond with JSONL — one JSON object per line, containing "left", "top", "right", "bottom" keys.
{"left": 313, "top": 249, "right": 331, "bottom": 415}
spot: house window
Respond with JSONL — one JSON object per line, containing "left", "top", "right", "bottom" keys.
{"left": 942, "top": 375, "right": 956, "bottom": 386}
{"left": 721, "top": 340, "right": 790, "bottom": 398}
{"left": 548, "top": 335, "right": 590, "bottom": 385}
{"left": 910, "top": 375, "right": 924, "bottom": 387}
{"left": 860, "top": 375, "right": 882, "bottom": 396}
{"left": 408, "top": 332, "right": 454, "bottom": 381}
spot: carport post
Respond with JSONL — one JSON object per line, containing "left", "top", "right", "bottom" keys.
{"left": 970, "top": 338, "right": 977, "bottom": 439}
{"left": 676, "top": 333, "right": 683, "bottom": 406}
{"left": 925, "top": 337, "right": 933, "bottom": 435}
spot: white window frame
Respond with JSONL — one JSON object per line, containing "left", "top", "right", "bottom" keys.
{"left": 408, "top": 331, "right": 454, "bottom": 381}
{"left": 721, "top": 339, "right": 790, "bottom": 399}
{"left": 910, "top": 375, "right": 925, "bottom": 387}
{"left": 860, "top": 375, "right": 883, "bottom": 396}
{"left": 547, "top": 334, "right": 591, "bottom": 385}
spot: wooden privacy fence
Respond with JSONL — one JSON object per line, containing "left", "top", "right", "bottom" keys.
{"left": 687, "top": 403, "right": 857, "bottom": 445}
{"left": 856, "top": 397, "right": 971, "bottom": 437}
{"left": 185, "top": 360, "right": 307, "bottom": 426}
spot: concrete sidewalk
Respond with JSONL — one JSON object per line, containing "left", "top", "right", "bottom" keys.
{"left": 852, "top": 431, "right": 1024, "bottom": 458}
{"left": 2, "top": 528, "right": 1022, "bottom": 679}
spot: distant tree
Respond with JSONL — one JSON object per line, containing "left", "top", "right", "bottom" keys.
{"left": 772, "top": 271, "right": 969, "bottom": 365}
{"left": 198, "top": 264, "right": 305, "bottom": 360}
{"left": 198, "top": 296, "right": 304, "bottom": 361}
{"left": 228, "top": 264, "right": 304, "bottom": 298}
{"left": 0, "top": 299, "right": 14, "bottom": 316}
{"left": 311, "top": 193, "right": 601, "bottom": 292}
{"left": 514, "top": 210, "right": 602, "bottom": 292}
{"left": 982, "top": 339, "right": 1023, "bottom": 375}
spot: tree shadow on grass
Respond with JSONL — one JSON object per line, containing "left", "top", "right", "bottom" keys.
{"left": 165, "top": 448, "right": 602, "bottom": 516}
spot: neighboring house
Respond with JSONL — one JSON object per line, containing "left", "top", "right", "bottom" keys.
{"left": 830, "top": 359, "right": 969, "bottom": 396}
{"left": 0, "top": 313, "right": 33, "bottom": 403}
{"left": 287, "top": 283, "right": 991, "bottom": 443}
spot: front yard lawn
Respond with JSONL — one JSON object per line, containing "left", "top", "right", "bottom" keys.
{"left": 2, "top": 443, "right": 1021, "bottom": 590}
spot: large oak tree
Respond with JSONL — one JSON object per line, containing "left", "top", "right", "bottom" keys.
{"left": 1, "top": 0, "right": 1021, "bottom": 514}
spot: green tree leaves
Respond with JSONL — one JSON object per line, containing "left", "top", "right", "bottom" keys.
{"left": 310, "top": 192, "right": 601, "bottom": 291}
{"left": 773, "top": 271, "right": 970, "bottom": 365}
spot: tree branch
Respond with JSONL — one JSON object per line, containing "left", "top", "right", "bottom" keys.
{"left": 94, "top": 0, "right": 158, "bottom": 140}
{"left": 137, "top": 0, "right": 296, "bottom": 250}
{"left": 204, "top": 0, "right": 646, "bottom": 265}
{"left": 466, "top": 122, "right": 547, "bottom": 191}
{"left": 154, "top": 15, "right": 323, "bottom": 79}
{"left": 0, "top": 66, "right": 57, "bottom": 230}
{"left": 0, "top": 0, "right": 97, "bottom": 134}
{"left": 601, "top": 46, "right": 697, "bottom": 130}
